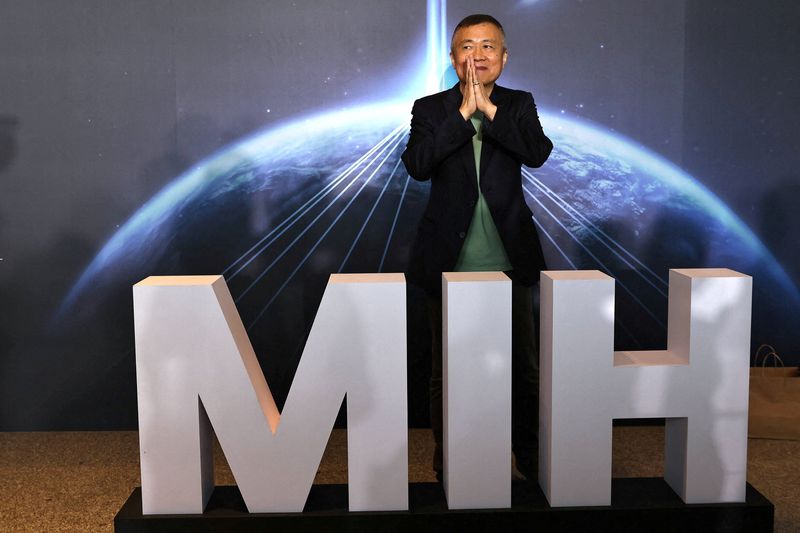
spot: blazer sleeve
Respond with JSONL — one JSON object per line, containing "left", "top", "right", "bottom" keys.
{"left": 482, "top": 91, "right": 553, "bottom": 168}
{"left": 401, "top": 99, "right": 476, "bottom": 181}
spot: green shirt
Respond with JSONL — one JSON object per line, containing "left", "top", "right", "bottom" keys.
{"left": 453, "top": 111, "right": 512, "bottom": 272}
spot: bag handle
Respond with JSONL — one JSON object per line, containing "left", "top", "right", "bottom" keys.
{"left": 753, "top": 344, "right": 784, "bottom": 375}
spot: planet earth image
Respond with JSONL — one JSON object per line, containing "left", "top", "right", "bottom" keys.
{"left": 61, "top": 98, "right": 799, "bottom": 352}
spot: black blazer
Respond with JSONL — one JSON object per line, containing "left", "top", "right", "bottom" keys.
{"left": 401, "top": 83, "right": 553, "bottom": 295}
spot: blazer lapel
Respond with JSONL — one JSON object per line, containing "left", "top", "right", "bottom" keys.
{"left": 442, "top": 84, "right": 479, "bottom": 195}
{"left": 478, "top": 85, "right": 508, "bottom": 185}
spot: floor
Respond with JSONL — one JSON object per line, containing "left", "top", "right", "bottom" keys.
{"left": 0, "top": 427, "right": 797, "bottom": 532}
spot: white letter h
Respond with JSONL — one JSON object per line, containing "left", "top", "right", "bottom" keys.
{"left": 539, "top": 268, "right": 751, "bottom": 507}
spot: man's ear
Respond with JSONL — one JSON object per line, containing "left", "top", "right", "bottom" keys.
{"left": 502, "top": 49, "right": 508, "bottom": 68}
{"left": 450, "top": 51, "right": 456, "bottom": 70}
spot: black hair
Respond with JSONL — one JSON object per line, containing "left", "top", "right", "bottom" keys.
{"left": 451, "top": 14, "right": 506, "bottom": 52}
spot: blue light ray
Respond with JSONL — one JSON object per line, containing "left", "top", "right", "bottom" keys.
{"left": 522, "top": 168, "right": 667, "bottom": 290}
{"left": 224, "top": 123, "right": 407, "bottom": 280}
{"left": 523, "top": 183, "right": 666, "bottom": 329}
{"left": 426, "top": 0, "right": 449, "bottom": 94}
{"left": 235, "top": 127, "right": 408, "bottom": 302}
{"left": 379, "top": 175, "right": 411, "bottom": 273}
{"left": 439, "top": 0, "right": 447, "bottom": 90}
{"left": 540, "top": 110, "right": 800, "bottom": 302}
{"left": 522, "top": 170, "right": 668, "bottom": 298}
{"left": 225, "top": 124, "right": 403, "bottom": 277}
{"left": 247, "top": 134, "right": 408, "bottom": 328}
{"left": 337, "top": 156, "right": 406, "bottom": 273}
{"left": 530, "top": 213, "right": 577, "bottom": 270}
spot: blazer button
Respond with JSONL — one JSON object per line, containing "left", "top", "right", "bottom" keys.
{"left": 459, "top": 231, "right": 466, "bottom": 239}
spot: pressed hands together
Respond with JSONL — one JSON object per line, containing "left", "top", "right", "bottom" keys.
{"left": 459, "top": 56, "right": 497, "bottom": 122}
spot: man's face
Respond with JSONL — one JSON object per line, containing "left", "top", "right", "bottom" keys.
{"left": 450, "top": 22, "right": 508, "bottom": 88}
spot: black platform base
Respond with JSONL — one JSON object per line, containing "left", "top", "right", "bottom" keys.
{"left": 114, "top": 479, "right": 774, "bottom": 532}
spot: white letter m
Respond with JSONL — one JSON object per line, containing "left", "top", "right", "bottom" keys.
{"left": 133, "top": 274, "right": 408, "bottom": 514}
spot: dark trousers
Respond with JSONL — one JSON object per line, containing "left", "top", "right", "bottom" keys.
{"left": 427, "top": 282, "right": 540, "bottom": 476}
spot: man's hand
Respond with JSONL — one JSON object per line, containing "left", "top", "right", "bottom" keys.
{"left": 472, "top": 57, "right": 498, "bottom": 121}
{"left": 460, "top": 56, "right": 498, "bottom": 121}
{"left": 458, "top": 56, "right": 477, "bottom": 120}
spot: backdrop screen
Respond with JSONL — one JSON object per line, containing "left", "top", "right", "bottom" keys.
{"left": 1, "top": 0, "right": 798, "bottom": 429}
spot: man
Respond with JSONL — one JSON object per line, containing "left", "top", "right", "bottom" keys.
{"left": 401, "top": 14, "right": 552, "bottom": 481}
